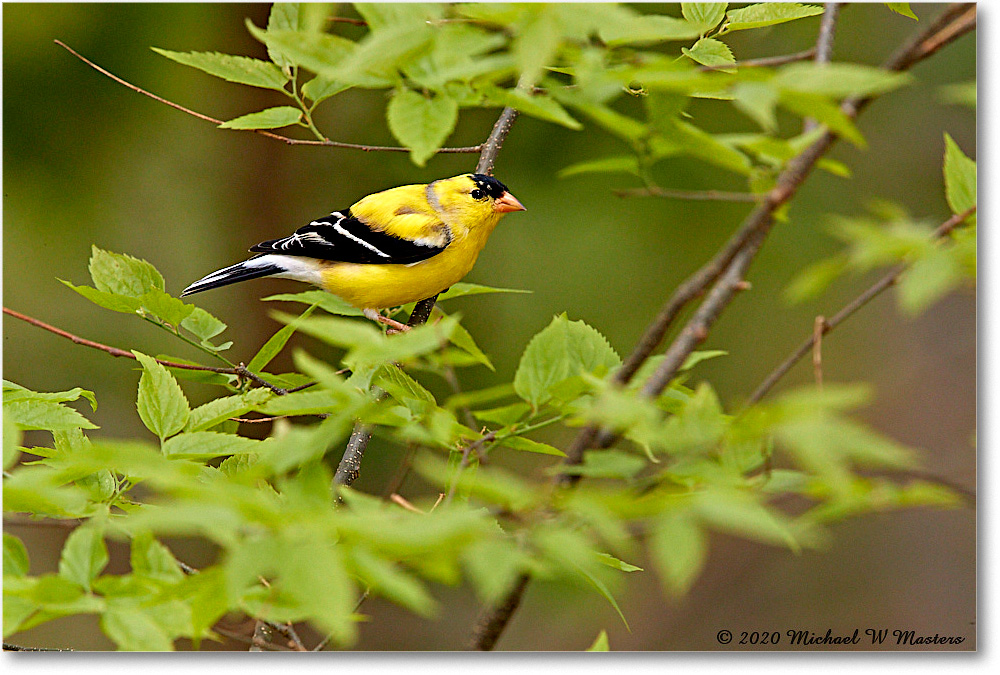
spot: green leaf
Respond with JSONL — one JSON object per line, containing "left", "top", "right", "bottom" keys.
{"left": 276, "top": 536, "right": 357, "bottom": 646}
{"left": 130, "top": 532, "right": 184, "bottom": 582}
{"left": 88, "top": 246, "right": 165, "bottom": 298}
{"left": 558, "top": 155, "right": 640, "bottom": 179}
{"left": 587, "top": 629, "right": 611, "bottom": 651}
{"left": 3, "top": 409, "right": 21, "bottom": 469}
{"left": 386, "top": 89, "right": 459, "bottom": 167}
{"left": 140, "top": 289, "right": 195, "bottom": 327}
{"left": 576, "top": 564, "right": 630, "bottom": 630}
{"left": 785, "top": 255, "right": 849, "bottom": 303}
{"left": 264, "top": 289, "right": 364, "bottom": 316}
{"left": 886, "top": 3, "right": 918, "bottom": 20}
{"left": 355, "top": 3, "right": 445, "bottom": 31}
{"left": 185, "top": 390, "right": 271, "bottom": 432}
{"left": 445, "top": 320, "right": 494, "bottom": 371}
{"left": 496, "top": 435, "right": 567, "bottom": 457}
{"left": 4, "top": 399, "right": 98, "bottom": 431}
{"left": 732, "top": 83, "right": 778, "bottom": 131}
{"left": 101, "top": 607, "right": 174, "bottom": 651}
{"left": 58, "top": 524, "right": 108, "bottom": 592}
{"left": 4, "top": 381, "right": 97, "bottom": 411}
{"left": 219, "top": 106, "right": 302, "bottom": 130}
{"left": 600, "top": 14, "right": 705, "bottom": 45}
{"left": 779, "top": 91, "right": 865, "bottom": 147}
{"left": 180, "top": 307, "right": 228, "bottom": 342}
{"left": 774, "top": 63, "right": 911, "bottom": 98}
{"left": 897, "top": 247, "right": 964, "bottom": 315}
{"left": 346, "top": 548, "right": 437, "bottom": 617}
{"left": 514, "top": 314, "right": 621, "bottom": 408}
{"left": 682, "top": 3, "right": 728, "bottom": 30}
{"left": 60, "top": 280, "right": 143, "bottom": 314}
{"left": 161, "top": 431, "right": 266, "bottom": 460}
{"left": 374, "top": 364, "right": 436, "bottom": 406}
{"left": 247, "top": 23, "right": 362, "bottom": 82}
{"left": 722, "top": 3, "right": 824, "bottom": 32}
{"left": 493, "top": 87, "right": 581, "bottom": 130}
{"left": 939, "top": 82, "right": 976, "bottom": 109}
{"left": 462, "top": 538, "right": 532, "bottom": 604}
{"left": 680, "top": 350, "right": 728, "bottom": 371}
{"left": 4, "top": 533, "right": 30, "bottom": 577}
{"left": 693, "top": 489, "right": 800, "bottom": 550}
{"left": 301, "top": 75, "right": 350, "bottom": 105}
{"left": 943, "top": 133, "right": 976, "bottom": 217}
{"left": 649, "top": 513, "right": 707, "bottom": 595}
{"left": 436, "top": 283, "right": 532, "bottom": 301}
{"left": 595, "top": 552, "right": 643, "bottom": 573}
{"left": 560, "top": 449, "right": 646, "bottom": 479}
{"left": 248, "top": 303, "right": 318, "bottom": 373}
{"left": 471, "top": 402, "right": 531, "bottom": 426}
{"left": 681, "top": 38, "right": 735, "bottom": 72}
{"left": 134, "top": 351, "right": 190, "bottom": 441}
{"left": 151, "top": 48, "right": 290, "bottom": 91}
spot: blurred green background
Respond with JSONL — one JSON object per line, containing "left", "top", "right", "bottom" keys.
{"left": 3, "top": 3, "right": 975, "bottom": 651}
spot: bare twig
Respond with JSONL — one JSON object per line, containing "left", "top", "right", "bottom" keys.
{"left": 54, "top": 40, "right": 482, "bottom": 155}
{"left": 748, "top": 206, "right": 975, "bottom": 404}
{"left": 803, "top": 3, "right": 843, "bottom": 133}
{"left": 698, "top": 48, "right": 817, "bottom": 71}
{"left": 3, "top": 306, "right": 308, "bottom": 396}
{"left": 476, "top": 107, "right": 519, "bottom": 175}
{"left": 812, "top": 315, "right": 827, "bottom": 388}
{"left": 614, "top": 187, "right": 762, "bottom": 202}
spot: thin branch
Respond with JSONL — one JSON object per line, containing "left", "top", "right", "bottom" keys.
{"left": 698, "top": 47, "right": 817, "bottom": 71}
{"left": 812, "top": 315, "right": 827, "bottom": 388}
{"left": 469, "top": 573, "right": 531, "bottom": 650}
{"left": 54, "top": 40, "right": 482, "bottom": 155}
{"left": 614, "top": 187, "right": 762, "bottom": 202}
{"left": 476, "top": 107, "right": 519, "bottom": 175}
{"left": 748, "top": 206, "right": 975, "bottom": 404}
{"left": 803, "top": 3, "right": 843, "bottom": 133}
{"left": 3, "top": 306, "right": 308, "bottom": 396}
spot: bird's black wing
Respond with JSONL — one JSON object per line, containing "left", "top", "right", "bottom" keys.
{"left": 249, "top": 210, "right": 447, "bottom": 265}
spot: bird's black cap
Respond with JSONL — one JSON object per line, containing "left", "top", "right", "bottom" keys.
{"left": 471, "top": 173, "right": 508, "bottom": 199}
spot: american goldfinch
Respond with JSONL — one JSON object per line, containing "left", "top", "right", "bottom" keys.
{"left": 181, "top": 174, "right": 525, "bottom": 329}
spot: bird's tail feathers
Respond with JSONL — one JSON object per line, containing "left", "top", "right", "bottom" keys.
{"left": 180, "top": 256, "right": 285, "bottom": 296}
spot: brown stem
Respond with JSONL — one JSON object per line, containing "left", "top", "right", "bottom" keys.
{"left": 748, "top": 206, "right": 975, "bottom": 404}
{"left": 3, "top": 306, "right": 306, "bottom": 396}
{"left": 469, "top": 573, "right": 530, "bottom": 650}
{"left": 699, "top": 48, "right": 818, "bottom": 71}
{"left": 54, "top": 40, "right": 482, "bottom": 155}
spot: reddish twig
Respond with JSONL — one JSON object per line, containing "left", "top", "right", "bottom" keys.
{"left": 699, "top": 48, "right": 817, "bottom": 71}
{"left": 3, "top": 306, "right": 305, "bottom": 395}
{"left": 53, "top": 39, "right": 482, "bottom": 155}
{"left": 748, "top": 205, "right": 975, "bottom": 404}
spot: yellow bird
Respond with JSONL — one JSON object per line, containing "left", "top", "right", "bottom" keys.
{"left": 181, "top": 174, "right": 525, "bottom": 330}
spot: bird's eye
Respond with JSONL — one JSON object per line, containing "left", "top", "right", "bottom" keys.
{"left": 470, "top": 188, "right": 485, "bottom": 200}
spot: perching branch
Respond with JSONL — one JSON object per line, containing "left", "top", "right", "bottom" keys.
{"left": 333, "top": 106, "right": 520, "bottom": 488}
{"left": 698, "top": 47, "right": 817, "bottom": 71}
{"left": 748, "top": 205, "right": 976, "bottom": 405}
{"left": 2, "top": 306, "right": 310, "bottom": 396}
{"left": 471, "top": 5, "right": 976, "bottom": 651}
{"left": 54, "top": 39, "right": 482, "bottom": 155}
{"left": 803, "top": 3, "right": 843, "bottom": 133}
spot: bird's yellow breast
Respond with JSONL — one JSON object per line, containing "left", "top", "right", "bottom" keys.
{"left": 317, "top": 218, "right": 498, "bottom": 309}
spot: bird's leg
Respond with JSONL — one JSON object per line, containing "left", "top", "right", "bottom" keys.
{"left": 363, "top": 308, "right": 411, "bottom": 333}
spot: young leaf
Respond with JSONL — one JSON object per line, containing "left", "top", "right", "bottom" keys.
{"left": 219, "top": 106, "right": 302, "bottom": 130}
{"left": 649, "top": 513, "right": 707, "bottom": 596}
{"left": 4, "top": 399, "right": 98, "bottom": 431}
{"left": 4, "top": 533, "right": 30, "bottom": 577}
{"left": 134, "top": 351, "right": 190, "bottom": 441}
{"left": 386, "top": 89, "right": 459, "bottom": 167}
{"left": 774, "top": 63, "right": 911, "bottom": 98}
{"left": 151, "top": 48, "right": 290, "bottom": 91}
{"left": 60, "top": 280, "right": 143, "bottom": 314}
{"left": 140, "top": 289, "right": 195, "bottom": 327}
{"left": 886, "top": 3, "right": 918, "bottom": 20}
{"left": 58, "top": 524, "right": 109, "bottom": 592}
{"left": 248, "top": 303, "right": 318, "bottom": 373}
{"left": 101, "top": 607, "right": 175, "bottom": 651}
{"left": 897, "top": 247, "right": 964, "bottom": 315}
{"left": 600, "top": 14, "right": 705, "bottom": 45}
{"left": 89, "top": 246, "right": 165, "bottom": 298}
{"left": 436, "top": 283, "right": 532, "bottom": 301}
{"left": 264, "top": 289, "right": 365, "bottom": 316}
{"left": 587, "top": 629, "right": 611, "bottom": 651}
{"left": 558, "top": 155, "right": 641, "bottom": 179}
{"left": 943, "top": 133, "right": 976, "bottom": 217}
{"left": 185, "top": 390, "right": 271, "bottom": 432}
{"left": 681, "top": 38, "right": 735, "bottom": 72}
{"left": 682, "top": 3, "right": 728, "bottom": 30}
{"left": 180, "top": 307, "right": 228, "bottom": 342}
{"left": 446, "top": 320, "right": 494, "bottom": 371}
{"left": 3, "top": 408, "right": 21, "bottom": 469}
{"left": 514, "top": 314, "right": 621, "bottom": 408}
{"left": 496, "top": 435, "right": 567, "bottom": 457}
{"left": 722, "top": 3, "right": 824, "bottom": 32}
{"left": 4, "top": 381, "right": 97, "bottom": 411}
{"left": 161, "top": 431, "right": 266, "bottom": 460}
{"left": 493, "top": 87, "right": 582, "bottom": 130}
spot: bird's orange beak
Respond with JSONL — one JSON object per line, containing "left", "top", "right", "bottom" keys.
{"left": 494, "top": 191, "right": 526, "bottom": 213}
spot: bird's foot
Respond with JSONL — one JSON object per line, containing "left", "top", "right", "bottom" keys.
{"left": 363, "top": 308, "right": 411, "bottom": 333}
